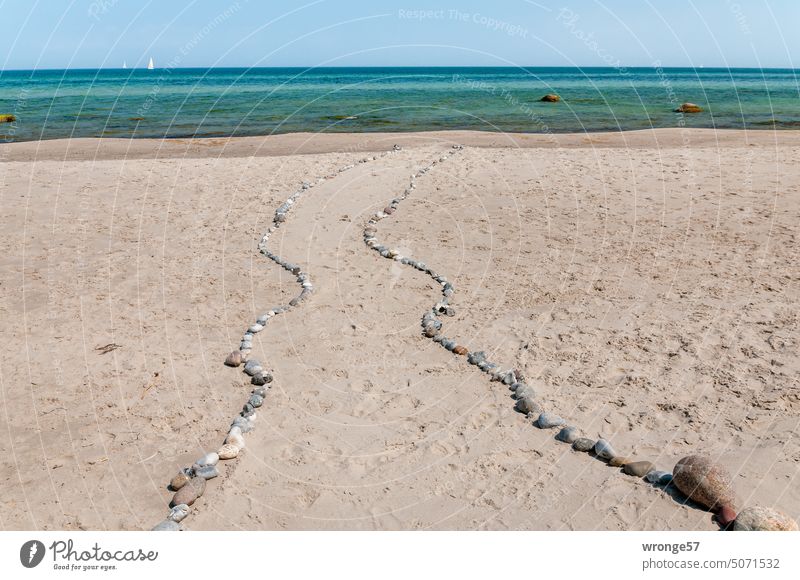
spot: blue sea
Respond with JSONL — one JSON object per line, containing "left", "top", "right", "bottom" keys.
{"left": 1, "top": 67, "right": 798, "bottom": 142}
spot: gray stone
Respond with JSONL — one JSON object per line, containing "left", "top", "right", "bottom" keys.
{"left": 515, "top": 396, "right": 540, "bottom": 415}
{"left": 594, "top": 439, "right": 617, "bottom": 461}
{"left": 196, "top": 452, "right": 219, "bottom": 467}
{"left": 467, "top": 351, "right": 486, "bottom": 365}
{"left": 572, "top": 438, "right": 596, "bottom": 452}
{"left": 249, "top": 394, "right": 264, "bottom": 408}
{"left": 167, "top": 504, "right": 190, "bottom": 523}
{"left": 193, "top": 465, "right": 219, "bottom": 480}
{"left": 622, "top": 461, "right": 655, "bottom": 478}
{"left": 555, "top": 426, "right": 579, "bottom": 444}
{"left": 646, "top": 470, "right": 673, "bottom": 485}
{"left": 151, "top": 520, "right": 180, "bottom": 531}
{"left": 536, "top": 412, "right": 566, "bottom": 429}
{"left": 243, "top": 359, "right": 263, "bottom": 377}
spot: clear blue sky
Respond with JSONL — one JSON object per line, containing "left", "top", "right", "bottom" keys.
{"left": 1, "top": 0, "right": 798, "bottom": 70}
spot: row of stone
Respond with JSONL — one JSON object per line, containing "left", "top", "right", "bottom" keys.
{"left": 360, "top": 144, "right": 798, "bottom": 532}
{"left": 151, "top": 149, "right": 398, "bottom": 530}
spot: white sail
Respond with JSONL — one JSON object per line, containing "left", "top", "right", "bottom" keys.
{"left": 122, "top": 61, "right": 127, "bottom": 69}
{"left": 147, "top": 57, "right": 154, "bottom": 70}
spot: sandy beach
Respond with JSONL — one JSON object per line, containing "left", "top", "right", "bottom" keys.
{"left": 1, "top": 128, "right": 799, "bottom": 531}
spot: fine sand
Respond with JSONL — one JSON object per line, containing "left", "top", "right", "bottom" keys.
{"left": 1, "top": 128, "right": 798, "bottom": 531}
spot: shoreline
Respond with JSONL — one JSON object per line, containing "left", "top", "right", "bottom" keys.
{"left": 3, "top": 128, "right": 800, "bottom": 162}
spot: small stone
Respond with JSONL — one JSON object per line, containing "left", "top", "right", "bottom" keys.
{"left": 224, "top": 351, "right": 243, "bottom": 367}
{"left": 536, "top": 412, "right": 566, "bottom": 429}
{"left": 594, "top": 439, "right": 617, "bottom": 461}
{"left": 226, "top": 429, "right": 246, "bottom": 449}
{"left": 718, "top": 505, "right": 738, "bottom": 527}
{"left": 251, "top": 372, "right": 272, "bottom": 386}
{"left": 193, "top": 464, "right": 219, "bottom": 480}
{"left": 196, "top": 452, "right": 219, "bottom": 467}
{"left": 672, "top": 455, "right": 738, "bottom": 512}
{"left": 218, "top": 444, "right": 240, "bottom": 460}
{"left": 515, "top": 396, "right": 540, "bottom": 415}
{"left": 555, "top": 426, "right": 579, "bottom": 444}
{"left": 453, "top": 346, "right": 468, "bottom": 356}
{"left": 171, "top": 477, "right": 206, "bottom": 507}
{"left": 502, "top": 372, "right": 516, "bottom": 386}
{"left": 731, "top": 507, "right": 799, "bottom": 531}
{"left": 243, "top": 359, "right": 263, "bottom": 377}
{"left": 167, "top": 504, "right": 190, "bottom": 523}
{"left": 467, "top": 351, "right": 486, "bottom": 365}
{"left": 151, "top": 520, "right": 180, "bottom": 531}
{"left": 170, "top": 471, "right": 190, "bottom": 491}
{"left": 622, "top": 461, "right": 655, "bottom": 477}
{"left": 646, "top": 470, "right": 673, "bottom": 485}
{"left": 248, "top": 323, "right": 264, "bottom": 333}
{"left": 572, "top": 438, "right": 595, "bottom": 452}
{"left": 514, "top": 384, "right": 535, "bottom": 400}
{"left": 249, "top": 394, "right": 264, "bottom": 408}
{"left": 609, "top": 456, "right": 632, "bottom": 467}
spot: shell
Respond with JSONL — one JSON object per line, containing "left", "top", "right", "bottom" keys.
{"left": 733, "top": 507, "right": 798, "bottom": 531}
{"left": 218, "top": 444, "right": 240, "bottom": 460}
{"left": 168, "top": 504, "right": 190, "bottom": 523}
{"left": 594, "top": 439, "right": 617, "bottom": 460}
{"left": 171, "top": 477, "right": 206, "bottom": 507}
{"left": 224, "top": 351, "right": 244, "bottom": 367}
{"left": 672, "top": 455, "right": 737, "bottom": 512}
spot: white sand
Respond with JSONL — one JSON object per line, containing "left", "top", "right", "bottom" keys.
{"left": 1, "top": 129, "right": 798, "bottom": 530}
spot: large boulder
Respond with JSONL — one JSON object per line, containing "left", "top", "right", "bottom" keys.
{"left": 734, "top": 507, "right": 799, "bottom": 531}
{"left": 672, "top": 455, "right": 737, "bottom": 512}
{"left": 540, "top": 94, "right": 561, "bottom": 103}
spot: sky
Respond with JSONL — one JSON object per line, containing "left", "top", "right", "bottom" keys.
{"left": 0, "top": 0, "right": 798, "bottom": 70}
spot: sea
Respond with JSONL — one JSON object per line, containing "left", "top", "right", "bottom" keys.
{"left": 1, "top": 67, "right": 798, "bottom": 142}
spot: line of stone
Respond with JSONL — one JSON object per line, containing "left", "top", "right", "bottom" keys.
{"left": 150, "top": 146, "right": 401, "bottom": 531}
{"left": 361, "top": 144, "right": 797, "bottom": 532}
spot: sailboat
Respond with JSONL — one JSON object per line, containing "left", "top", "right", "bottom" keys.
{"left": 147, "top": 57, "right": 154, "bottom": 70}
{"left": 122, "top": 61, "right": 127, "bottom": 69}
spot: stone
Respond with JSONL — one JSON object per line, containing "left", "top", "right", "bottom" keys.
{"left": 515, "top": 396, "right": 540, "bottom": 415}
{"left": 453, "top": 346, "right": 468, "bottom": 356}
{"left": 594, "top": 439, "right": 617, "bottom": 460}
{"left": 536, "top": 412, "right": 565, "bottom": 429}
{"left": 717, "top": 505, "right": 738, "bottom": 527}
{"left": 622, "top": 461, "right": 655, "bottom": 477}
{"left": 555, "top": 426, "right": 579, "bottom": 444}
{"left": 609, "top": 456, "right": 632, "bottom": 467}
{"left": 514, "top": 385, "right": 535, "bottom": 400}
{"left": 226, "top": 429, "right": 246, "bottom": 449}
{"left": 151, "top": 520, "right": 180, "bottom": 531}
{"left": 572, "top": 438, "right": 595, "bottom": 452}
{"left": 252, "top": 372, "right": 272, "bottom": 386}
{"left": 248, "top": 323, "right": 264, "bottom": 333}
{"left": 196, "top": 452, "right": 219, "bottom": 467}
{"left": 645, "top": 470, "right": 673, "bottom": 485}
{"left": 540, "top": 94, "right": 560, "bottom": 102}
{"left": 218, "top": 444, "right": 240, "bottom": 460}
{"left": 243, "top": 359, "right": 263, "bottom": 376}
{"left": 171, "top": 477, "right": 206, "bottom": 507}
{"left": 467, "top": 351, "right": 486, "bottom": 365}
{"left": 675, "top": 102, "right": 703, "bottom": 113}
{"left": 0, "top": 114, "right": 16, "bottom": 123}
{"left": 672, "top": 455, "right": 738, "bottom": 512}
{"left": 170, "top": 471, "right": 190, "bottom": 491}
{"left": 167, "top": 504, "right": 190, "bottom": 523}
{"left": 193, "top": 464, "right": 219, "bottom": 480}
{"left": 224, "top": 351, "right": 243, "bottom": 367}
{"left": 249, "top": 394, "right": 264, "bottom": 408}
{"left": 732, "top": 507, "right": 798, "bottom": 531}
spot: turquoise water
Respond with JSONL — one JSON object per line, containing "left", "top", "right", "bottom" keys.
{"left": 1, "top": 67, "right": 798, "bottom": 141}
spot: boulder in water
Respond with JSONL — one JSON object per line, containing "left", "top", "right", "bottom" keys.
{"left": 540, "top": 94, "right": 561, "bottom": 102}
{"left": 675, "top": 102, "right": 703, "bottom": 113}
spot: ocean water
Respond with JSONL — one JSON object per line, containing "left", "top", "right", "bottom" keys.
{"left": 1, "top": 67, "right": 798, "bottom": 142}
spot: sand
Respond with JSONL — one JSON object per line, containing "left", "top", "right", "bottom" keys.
{"left": 1, "top": 128, "right": 798, "bottom": 531}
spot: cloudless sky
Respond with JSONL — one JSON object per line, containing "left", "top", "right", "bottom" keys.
{"left": 1, "top": 0, "right": 798, "bottom": 70}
